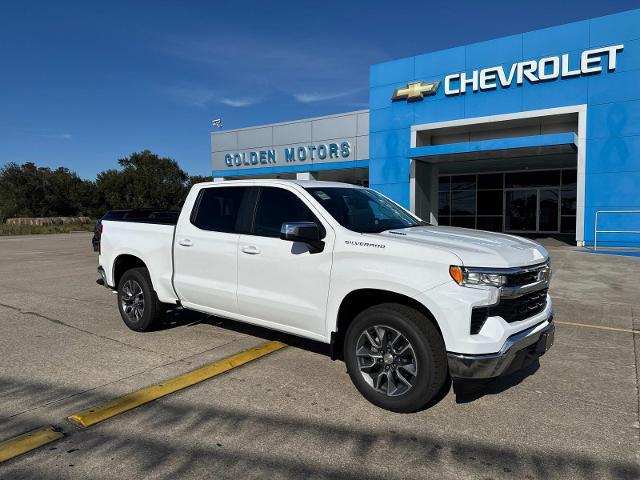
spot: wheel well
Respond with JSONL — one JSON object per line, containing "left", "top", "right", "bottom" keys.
{"left": 332, "top": 289, "right": 442, "bottom": 360}
{"left": 113, "top": 255, "right": 147, "bottom": 288}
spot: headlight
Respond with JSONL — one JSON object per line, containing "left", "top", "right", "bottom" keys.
{"left": 449, "top": 266, "right": 507, "bottom": 287}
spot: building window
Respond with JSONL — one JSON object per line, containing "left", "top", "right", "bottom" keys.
{"left": 436, "top": 169, "right": 577, "bottom": 235}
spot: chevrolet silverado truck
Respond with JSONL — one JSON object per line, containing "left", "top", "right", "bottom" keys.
{"left": 97, "top": 180, "right": 554, "bottom": 412}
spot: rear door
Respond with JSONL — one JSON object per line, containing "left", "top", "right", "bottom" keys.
{"left": 236, "top": 186, "right": 334, "bottom": 338}
{"left": 172, "top": 185, "right": 251, "bottom": 314}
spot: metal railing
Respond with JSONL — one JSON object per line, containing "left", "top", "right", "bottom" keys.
{"left": 594, "top": 210, "right": 640, "bottom": 250}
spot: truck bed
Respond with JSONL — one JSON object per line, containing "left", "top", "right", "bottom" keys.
{"left": 99, "top": 220, "right": 178, "bottom": 303}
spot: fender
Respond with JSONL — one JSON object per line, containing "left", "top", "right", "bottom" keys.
{"left": 326, "top": 279, "right": 439, "bottom": 337}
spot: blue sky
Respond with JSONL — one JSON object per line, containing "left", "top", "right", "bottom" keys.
{"left": 1, "top": 1, "right": 638, "bottom": 178}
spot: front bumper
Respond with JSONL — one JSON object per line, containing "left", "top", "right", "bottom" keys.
{"left": 447, "top": 314, "right": 555, "bottom": 379}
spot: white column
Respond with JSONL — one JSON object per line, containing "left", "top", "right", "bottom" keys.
{"left": 575, "top": 106, "right": 587, "bottom": 246}
{"left": 296, "top": 172, "right": 317, "bottom": 181}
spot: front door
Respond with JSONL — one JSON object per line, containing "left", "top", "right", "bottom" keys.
{"left": 505, "top": 188, "right": 560, "bottom": 233}
{"left": 236, "top": 186, "right": 334, "bottom": 338}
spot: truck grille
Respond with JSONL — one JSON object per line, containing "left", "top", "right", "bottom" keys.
{"left": 504, "top": 262, "right": 549, "bottom": 287}
{"left": 505, "top": 270, "right": 540, "bottom": 287}
{"left": 470, "top": 288, "right": 548, "bottom": 334}
{"left": 490, "top": 288, "right": 548, "bottom": 323}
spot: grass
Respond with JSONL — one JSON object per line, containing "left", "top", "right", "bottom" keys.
{"left": 0, "top": 222, "right": 95, "bottom": 236}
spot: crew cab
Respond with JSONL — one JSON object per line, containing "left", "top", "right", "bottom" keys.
{"left": 97, "top": 180, "right": 554, "bottom": 412}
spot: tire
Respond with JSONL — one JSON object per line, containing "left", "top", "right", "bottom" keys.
{"left": 344, "top": 303, "right": 448, "bottom": 413}
{"left": 116, "top": 267, "right": 163, "bottom": 332}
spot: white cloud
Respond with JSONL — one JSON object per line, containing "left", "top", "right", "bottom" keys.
{"left": 163, "top": 85, "right": 217, "bottom": 108}
{"left": 38, "top": 132, "right": 74, "bottom": 140}
{"left": 151, "top": 32, "right": 378, "bottom": 107}
{"left": 163, "top": 85, "right": 261, "bottom": 109}
{"left": 219, "top": 97, "right": 259, "bottom": 107}
{"left": 10, "top": 128, "right": 74, "bottom": 140}
{"left": 293, "top": 88, "right": 362, "bottom": 104}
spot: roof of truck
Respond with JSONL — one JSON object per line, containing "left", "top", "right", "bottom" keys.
{"left": 195, "top": 179, "right": 366, "bottom": 189}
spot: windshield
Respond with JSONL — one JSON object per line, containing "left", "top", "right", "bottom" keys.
{"left": 306, "top": 187, "right": 425, "bottom": 233}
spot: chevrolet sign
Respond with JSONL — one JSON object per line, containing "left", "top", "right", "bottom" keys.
{"left": 391, "top": 44, "right": 624, "bottom": 101}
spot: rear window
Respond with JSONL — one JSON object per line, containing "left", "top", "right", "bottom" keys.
{"left": 191, "top": 187, "right": 247, "bottom": 233}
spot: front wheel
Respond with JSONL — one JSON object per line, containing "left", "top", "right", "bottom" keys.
{"left": 344, "top": 303, "right": 448, "bottom": 412}
{"left": 117, "top": 267, "right": 163, "bottom": 332}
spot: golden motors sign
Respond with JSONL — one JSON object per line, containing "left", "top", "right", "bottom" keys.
{"left": 224, "top": 141, "right": 352, "bottom": 168}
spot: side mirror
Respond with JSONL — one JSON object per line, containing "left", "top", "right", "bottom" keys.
{"left": 280, "top": 222, "right": 324, "bottom": 252}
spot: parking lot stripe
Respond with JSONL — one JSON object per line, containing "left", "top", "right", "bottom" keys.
{"left": 0, "top": 426, "right": 64, "bottom": 463}
{"left": 67, "top": 340, "right": 286, "bottom": 428}
{"left": 555, "top": 320, "right": 638, "bottom": 334}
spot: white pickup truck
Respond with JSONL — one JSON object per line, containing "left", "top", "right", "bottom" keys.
{"left": 97, "top": 180, "right": 554, "bottom": 412}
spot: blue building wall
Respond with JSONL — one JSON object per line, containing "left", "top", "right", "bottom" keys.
{"left": 369, "top": 9, "right": 640, "bottom": 246}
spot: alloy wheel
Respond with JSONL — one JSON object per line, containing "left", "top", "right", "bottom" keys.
{"left": 355, "top": 325, "right": 418, "bottom": 397}
{"left": 121, "top": 279, "right": 145, "bottom": 323}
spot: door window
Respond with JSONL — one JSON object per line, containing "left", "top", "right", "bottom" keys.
{"left": 191, "top": 186, "right": 247, "bottom": 233}
{"left": 253, "top": 187, "right": 320, "bottom": 237}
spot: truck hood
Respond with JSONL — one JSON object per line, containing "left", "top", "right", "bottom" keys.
{"left": 376, "top": 226, "right": 548, "bottom": 268}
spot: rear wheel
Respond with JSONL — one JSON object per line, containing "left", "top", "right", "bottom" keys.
{"left": 344, "top": 303, "right": 447, "bottom": 412}
{"left": 117, "top": 267, "right": 163, "bottom": 332}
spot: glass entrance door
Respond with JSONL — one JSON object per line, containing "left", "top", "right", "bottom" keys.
{"left": 505, "top": 189, "right": 537, "bottom": 231}
{"left": 505, "top": 188, "right": 560, "bottom": 233}
{"left": 438, "top": 170, "right": 575, "bottom": 234}
{"left": 538, "top": 189, "right": 560, "bottom": 232}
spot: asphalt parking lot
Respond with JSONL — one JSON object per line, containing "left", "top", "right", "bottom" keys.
{"left": 0, "top": 232, "right": 638, "bottom": 479}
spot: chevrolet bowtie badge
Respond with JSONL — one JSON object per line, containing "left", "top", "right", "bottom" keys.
{"left": 392, "top": 81, "right": 440, "bottom": 102}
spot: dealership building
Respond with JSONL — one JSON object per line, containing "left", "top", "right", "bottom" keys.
{"left": 212, "top": 8, "right": 640, "bottom": 247}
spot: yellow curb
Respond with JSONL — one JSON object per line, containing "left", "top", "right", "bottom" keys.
{"left": 0, "top": 426, "right": 64, "bottom": 463}
{"left": 68, "top": 340, "right": 286, "bottom": 428}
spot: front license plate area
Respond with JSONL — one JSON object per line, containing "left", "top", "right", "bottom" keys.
{"left": 536, "top": 329, "right": 555, "bottom": 354}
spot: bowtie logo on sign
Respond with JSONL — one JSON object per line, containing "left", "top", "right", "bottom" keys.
{"left": 391, "top": 44, "right": 624, "bottom": 102}
{"left": 392, "top": 81, "right": 440, "bottom": 102}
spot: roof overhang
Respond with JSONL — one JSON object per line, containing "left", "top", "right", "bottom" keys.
{"left": 409, "top": 133, "right": 577, "bottom": 163}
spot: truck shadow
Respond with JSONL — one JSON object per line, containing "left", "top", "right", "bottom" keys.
{"left": 452, "top": 360, "right": 540, "bottom": 403}
{"left": 158, "top": 306, "right": 453, "bottom": 410}
{"left": 157, "top": 307, "right": 537, "bottom": 409}
{"left": 157, "top": 306, "right": 332, "bottom": 357}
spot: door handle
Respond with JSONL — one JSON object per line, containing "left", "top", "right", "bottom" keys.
{"left": 178, "top": 238, "right": 193, "bottom": 247}
{"left": 241, "top": 245, "right": 261, "bottom": 255}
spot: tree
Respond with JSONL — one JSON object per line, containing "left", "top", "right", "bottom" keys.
{"left": 187, "top": 175, "right": 213, "bottom": 188}
{"left": 96, "top": 150, "right": 189, "bottom": 210}
{"left": 0, "top": 151, "right": 201, "bottom": 222}
{"left": 0, "top": 162, "right": 98, "bottom": 221}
